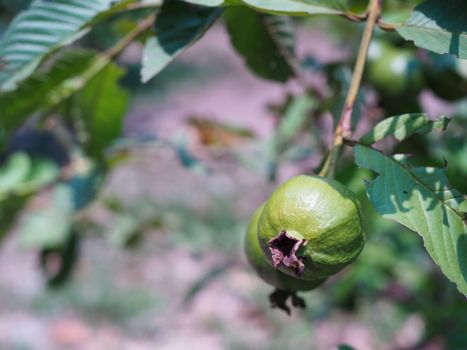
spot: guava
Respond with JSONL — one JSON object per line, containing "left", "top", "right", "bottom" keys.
{"left": 245, "top": 204, "right": 326, "bottom": 292}
{"left": 366, "top": 40, "right": 424, "bottom": 98}
{"left": 257, "top": 175, "right": 365, "bottom": 280}
{"left": 245, "top": 204, "right": 327, "bottom": 313}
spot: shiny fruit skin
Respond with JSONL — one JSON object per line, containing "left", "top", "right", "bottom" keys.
{"left": 258, "top": 175, "right": 365, "bottom": 280}
{"left": 245, "top": 204, "right": 326, "bottom": 292}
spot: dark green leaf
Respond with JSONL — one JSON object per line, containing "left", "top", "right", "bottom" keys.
{"left": 0, "top": 152, "right": 59, "bottom": 198}
{"left": 184, "top": 0, "right": 225, "bottom": 5}
{"left": 0, "top": 0, "right": 133, "bottom": 90}
{"left": 0, "top": 195, "right": 28, "bottom": 243}
{"left": 73, "top": 63, "right": 129, "bottom": 159}
{"left": 224, "top": 6, "right": 296, "bottom": 82}
{"left": 0, "top": 152, "right": 60, "bottom": 242}
{"left": 186, "top": 0, "right": 349, "bottom": 14}
{"left": 0, "top": 152, "right": 31, "bottom": 191}
{"left": 338, "top": 345, "right": 357, "bottom": 350}
{"left": 396, "top": 0, "right": 467, "bottom": 59}
{"left": 17, "top": 154, "right": 101, "bottom": 248}
{"left": 0, "top": 50, "right": 111, "bottom": 141}
{"left": 236, "top": 0, "right": 348, "bottom": 16}
{"left": 141, "top": 0, "right": 221, "bottom": 83}
{"left": 40, "top": 228, "right": 80, "bottom": 287}
{"left": 459, "top": 200, "right": 467, "bottom": 213}
{"left": 354, "top": 145, "right": 467, "bottom": 296}
{"left": 359, "top": 113, "right": 450, "bottom": 145}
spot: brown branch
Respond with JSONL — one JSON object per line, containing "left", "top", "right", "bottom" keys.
{"left": 319, "top": 0, "right": 382, "bottom": 177}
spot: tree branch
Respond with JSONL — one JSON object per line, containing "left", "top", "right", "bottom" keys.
{"left": 319, "top": 0, "right": 382, "bottom": 177}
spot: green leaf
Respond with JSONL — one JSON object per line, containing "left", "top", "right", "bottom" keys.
{"left": 141, "top": 0, "right": 221, "bottom": 83}
{"left": 360, "top": 114, "right": 450, "bottom": 145}
{"left": 396, "top": 0, "right": 467, "bottom": 59}
{"left": 73, "top": 63, "right": 129, "bottom": 159}
{"left": 0, "top": 50, "right": 111, "bottom": 141}
{"left": 459, "top": 200, "right": 467, "bottom": 213}
{"left": 40, "top": 228, "right": 80, "bottom": 287}
{"left": 224, "top": 6, "right": 296, "bottom": 82}
{"left": 0, "top": 152, "right": 60, "bottom": 242}
{"left": 184, "top": 0, "right": 225, "bottom": 5}
{"left": 185, "top": 0, "right": 349, "bottom": 14}
{"left": 18, "top": 184, "right": 74, "bottom": 248}
{"left": 354, "top": 145, "right": 467, "bottom": 296}
{"left": 0, "top": 194, "right": 30, "bottom": 243}
{"left": 0, "top": 0, "right": 132, "bottom": 90}
{"left": 18, "top": 155, "right": 101, "bottom": 248}
{"left": 0, "top": 152, "right": 60, "bottom": 199}
{"left": 338, "top": 345, "right": 357, "bottom": 350}
{"left": 236, "top": 0, "right": 348, "bottom": 16}
{"left": 0, "top": 152, "right": 31, "bottom": 191}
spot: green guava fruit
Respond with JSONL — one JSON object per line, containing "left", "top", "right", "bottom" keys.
{"left": 245, "top": 204, "right": 327, "bottom": 292}
{"left": 257, "top": 175, "right": 365, "bottom": 280}
{"left": 366, "top": 40, "right": 424, "bottom": 98}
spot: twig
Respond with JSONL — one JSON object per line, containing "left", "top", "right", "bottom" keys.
{"left": 377, "top": 19, "right": 397, "bottom": 32}
{"left": 342, "top": 11, "right": 368, "bottom": 23}
{"left": 341, "top": 9, "right": 396, "bottom": 32}
{"left": 104, "top": 14, "right": 155, "bottom": 59}
{"left": 319, "top": 0, "right": 382, "bottom": 177}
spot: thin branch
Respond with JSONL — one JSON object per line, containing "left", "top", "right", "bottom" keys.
{"left": 104, "top": 14, "right": 155, "bottom": 60}
{"left": 377, "top": 19, "right": 398, "bottom": 31}
{"left": 341, "top": 11, "right": 367, "bottom": 23}
{"left": 338, "top": 0, "right": 381, "bottom": 138}
{"left": 341, "top": 8, "right": 397, "bottom": 32}
{"left": 319, "top": 0, "right": 382, "bottom": 177}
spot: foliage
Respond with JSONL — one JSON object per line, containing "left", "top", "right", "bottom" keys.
{"left": 354, "top": 145, "right": 467, "bottom": 295}
{"left": 224, "top": 6, "right": 296, "bottom": 82}
{"left": 396, "top": 0, "right": 467, "bottom": 59}
{"left": 0, "top": 0, "right": 467, "bottom": 346}
{"left": 0, "top": 0, "right": 134, "bottom": 90}
{"left": 141, "top": 0, "right": 221, "bottom": 82}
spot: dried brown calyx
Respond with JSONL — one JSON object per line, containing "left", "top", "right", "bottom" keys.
{"left": 268, "top": 230, "right": 307, "bottom": 277}
{"left": 269, "top": 289, "right": 306, "bottom": 315}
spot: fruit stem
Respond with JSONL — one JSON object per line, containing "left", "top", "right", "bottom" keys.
{"left": 319, "top": 0, "right": 382, "bottom": 178}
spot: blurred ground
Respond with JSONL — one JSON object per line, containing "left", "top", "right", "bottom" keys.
{"left": 0, "top": 22, "right": 448, "bottom": 350}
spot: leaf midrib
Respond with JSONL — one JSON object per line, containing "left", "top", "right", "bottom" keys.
{"left": 260, "top": 15, "right": 297, "bottom": 75}
{"left": 241, "top": 0, "right": 345, "bottom": 15}
{"left": 364, "top": 145, "right": 464, "bottom": 220}
{"left": 399, "top": 22, "right": 467, "bottom": 37}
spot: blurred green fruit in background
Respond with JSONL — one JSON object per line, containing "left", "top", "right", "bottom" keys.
{"left": 367, "top": 40, "right": 424, "bottom": 99}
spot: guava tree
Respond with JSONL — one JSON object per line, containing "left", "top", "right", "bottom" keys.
{"left": 0, "top": 0, "right": 466, "bottom": 318}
